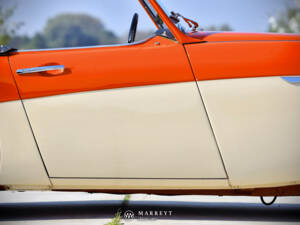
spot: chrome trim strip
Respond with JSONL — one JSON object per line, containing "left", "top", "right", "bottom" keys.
{"left": 282, "top": 76, "right": 300, "bottom": 83}
{"left": 17, "top": 35, "right": 156, "bottom": 53}
{"left": 17, "top": 65, "right": 64, "bottom": 75}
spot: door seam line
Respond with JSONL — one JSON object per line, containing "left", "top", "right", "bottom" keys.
{"left": 182, "top": 44, "right": 231, "bottom": 185}
{"left": 8, "top": 56, "right": 52, "bottom": 185}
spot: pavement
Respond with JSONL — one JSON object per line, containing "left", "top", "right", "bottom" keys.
{"left": 0, "top": 190, "right": 300, "bottom": 225}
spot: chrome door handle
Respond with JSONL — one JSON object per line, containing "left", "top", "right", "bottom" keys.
{"left": 17, "top": 65, "right": 64, "bottom": 75}
{"left": 282, "top": 76, "right": 300, "bottom": 84}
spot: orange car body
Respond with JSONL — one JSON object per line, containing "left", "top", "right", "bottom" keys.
{"left": 0, "top": 0, "right": 300, "bottom": 196}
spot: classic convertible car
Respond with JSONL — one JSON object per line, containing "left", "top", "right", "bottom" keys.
{"left": 1, "top": 0, "right": 300, "bottom": 200}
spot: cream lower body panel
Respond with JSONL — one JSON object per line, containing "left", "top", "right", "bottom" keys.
{"left": 0, "top": 101, "right": 50, "bottom": 187}
{"left": 198, "top": 76, "right": 300, "bottom": 188}
{"left": 24, "top": 82, "right": 227, "bottom": 180}
{"left": 51, "top": 178, "right": 229, "bottom": 190}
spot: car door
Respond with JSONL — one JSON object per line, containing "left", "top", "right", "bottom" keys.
{"left": 9, "top": 35, "right": 227, "bottom": 181}
{"left": 185, "top": 40, "right": 300, "bottom": 188}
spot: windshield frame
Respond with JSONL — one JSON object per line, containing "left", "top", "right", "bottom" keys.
{"left": 139, "top": 0, "right": 197, "bottom": 43}
{"left": 140, "top": 0, "right": 178, "bottom": 40}
{"left": 142, "top": 0, "right": 189, "bottom": 32}
{"left": 139, "top": 0, "right": 167, "bottom": 30}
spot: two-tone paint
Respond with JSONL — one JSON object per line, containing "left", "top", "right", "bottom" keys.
{"left": 0, "top": 0, "right": 300, "bottom": 195}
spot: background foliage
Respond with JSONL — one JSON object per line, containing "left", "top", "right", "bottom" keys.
{"left": 9, "top": 13, "right": 118, "bottom": 49}
{"left": 0, "top": 0, "right": 299, "bottom": 50}
{"left": 268, "top": 7, "right": 300, "bottom": 33}
{"left": 0, "top": 0, "right": 22, "bottom": 45}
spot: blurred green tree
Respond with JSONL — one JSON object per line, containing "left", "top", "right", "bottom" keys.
{"left": 10, "top": 13, "right": 119, "bottom": 49}
{"left": 0, "top": 0, "right": 22, "bottom": 45}
{"left": 268, "top": 2, "right": 300, "bottom": 33}
{"left": 204, "top": 24, "right": 233, "bottom": 31}
{"left": 43, "top": 13, "right": 118, "bottom": 48}
{"left": 119, "top": 30, "right": 155, "bottom": 43}
{"left": 135, "top": 30, "right": 155, "bottom": 41}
